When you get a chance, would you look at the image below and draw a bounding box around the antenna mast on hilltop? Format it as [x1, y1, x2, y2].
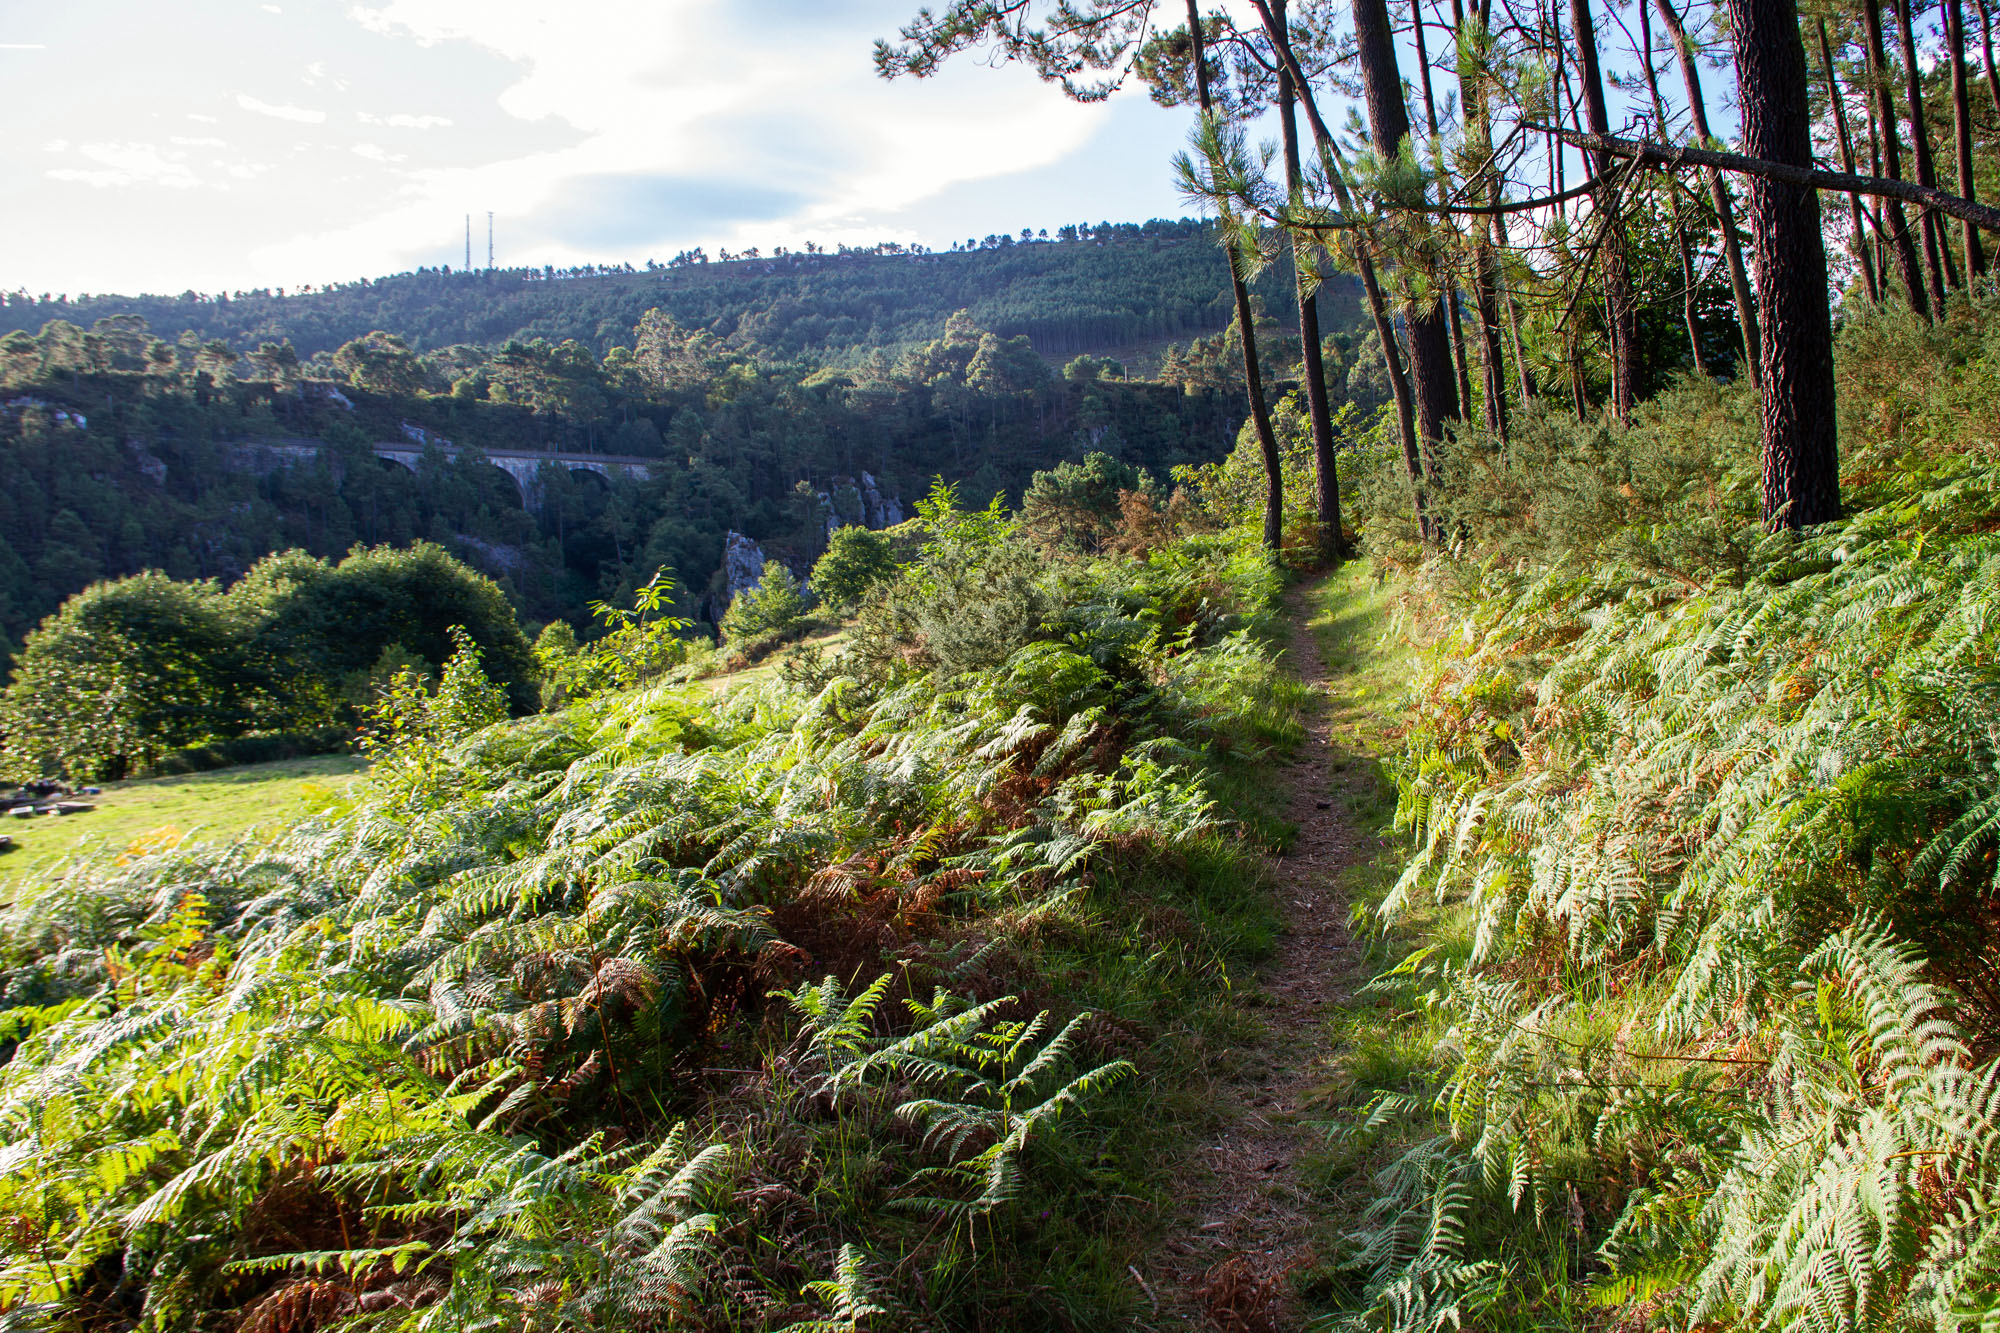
[464, 215, 471, 271]
[487, 212, 494, 269]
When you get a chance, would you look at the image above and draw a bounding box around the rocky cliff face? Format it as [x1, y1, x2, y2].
[815, 471, 904, 540]
[720, 530, 768, 602]
[860, 472, 902, 529]
[717, 473, 900, 620]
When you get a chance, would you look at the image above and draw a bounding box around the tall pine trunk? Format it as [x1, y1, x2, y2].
[1187, 0, 1284, 551]
[1572, 0, 1640, 418]
[1352, 0, 1460, 461]
[1257, 6, 1432, 537]
[1892, 0, 1951, 304]
[1948, 0, 1989, 277]
[1656, 0, 1763, 383]
[1558, 76, 1594, 418]
[1818, 21, 1883, 302]
[1277, 45, 1345, 562]
[1500, 214, 1537, 409]
[1458, 0, 1512, 439]
[1410, 0, 1479, 432]
[1981, 0, 2000, 119]
[1865, 97, 1892, 284]
[1865, 0, 1935, 318]
[1640, 0, 1711, 373]
[1725, 0, 1840, 526]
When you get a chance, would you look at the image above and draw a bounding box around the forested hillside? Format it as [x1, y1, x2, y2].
[0, 222, 1374, 667]
[0, 219, 1344, 367]
[0, 309, 1331, 663]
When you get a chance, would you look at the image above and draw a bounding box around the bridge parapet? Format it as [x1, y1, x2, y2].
[368, 444, 653, 507]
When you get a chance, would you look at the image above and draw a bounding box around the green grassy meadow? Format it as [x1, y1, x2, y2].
[0, 754, 365, 892]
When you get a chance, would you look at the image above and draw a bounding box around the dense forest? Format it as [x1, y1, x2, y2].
[4, 0, 2000, 1324]
[0, 222, 1380, 666]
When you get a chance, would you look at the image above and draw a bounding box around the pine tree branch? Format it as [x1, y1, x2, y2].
[1525, 122, 2000, 233]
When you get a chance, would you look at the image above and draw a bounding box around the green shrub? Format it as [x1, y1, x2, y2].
[809, 526, 898, 610]
[852, 540, 1058, 682]
[358, 625, 510, 796]
[144, 727, 352, 777]
[0, 572, 249, 781]
[1351, 382, 1762, 576]
[0, 543, 540, 781]
[721, 558, 809, 643]
[844, 479, 1060, 679]
[530, 568, 700, 702]
[231, 541, 539, 717]
[336, 641, 430, 712]
[1019, 451, 1154, 553]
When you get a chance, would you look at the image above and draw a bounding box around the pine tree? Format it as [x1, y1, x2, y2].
[1726, 0, 1840, 526]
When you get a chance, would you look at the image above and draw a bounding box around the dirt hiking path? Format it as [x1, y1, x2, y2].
[1145, 578, 1374, 1331]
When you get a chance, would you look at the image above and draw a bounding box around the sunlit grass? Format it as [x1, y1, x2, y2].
[0, 754, 364, 892]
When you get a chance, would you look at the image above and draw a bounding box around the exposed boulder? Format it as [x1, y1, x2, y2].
[721, 530, 767, 602]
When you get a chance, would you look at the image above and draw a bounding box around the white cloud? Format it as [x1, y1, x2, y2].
[47, 141, 200, 189]
[236, 93, 326, 123]
[357, 111, 453, 128]
[0, 43, 48, 50]
[251, 0, 1124, 280]
[4, 0, 1194, 293]
[43, 138, 70, 152]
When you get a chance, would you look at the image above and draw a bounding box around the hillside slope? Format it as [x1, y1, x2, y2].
[0, 220, 1361, 368]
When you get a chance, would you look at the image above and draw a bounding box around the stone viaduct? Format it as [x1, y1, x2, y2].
[370, 444, 655, 508]
[231, 440, 654, 510]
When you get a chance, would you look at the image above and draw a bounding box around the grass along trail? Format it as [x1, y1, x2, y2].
[1147, 567, 1395, 1329]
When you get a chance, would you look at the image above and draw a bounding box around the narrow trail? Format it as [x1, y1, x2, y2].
[1148, 577, 1374, 1331]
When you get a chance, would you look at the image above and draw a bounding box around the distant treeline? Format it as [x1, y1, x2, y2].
[0, 218, 1355, 366]
[3, 302, 1397, 664]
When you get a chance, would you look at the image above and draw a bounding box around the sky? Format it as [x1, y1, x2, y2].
[1, 0, 1218, 297]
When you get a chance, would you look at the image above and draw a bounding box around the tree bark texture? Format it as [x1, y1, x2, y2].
[1641, 0, 1711, 373]
[1725, 0, 1841, 526]
[1818, 20, 1882, 302]
[1410, 0, 1477, 423]
[1892, 0, 1950, 304]
[1252, 1, 1433, 536]
[1981, 0, 2000, 120]
[1278, 55, 1346, 561]
[1948, 0, 1989, 277]
[1449, 0, 1511, 437]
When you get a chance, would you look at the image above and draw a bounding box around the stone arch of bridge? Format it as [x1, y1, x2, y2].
[462, 459, 527, 510]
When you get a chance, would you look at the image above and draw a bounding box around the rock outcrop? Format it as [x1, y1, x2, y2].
[721, 530, 768, 601]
